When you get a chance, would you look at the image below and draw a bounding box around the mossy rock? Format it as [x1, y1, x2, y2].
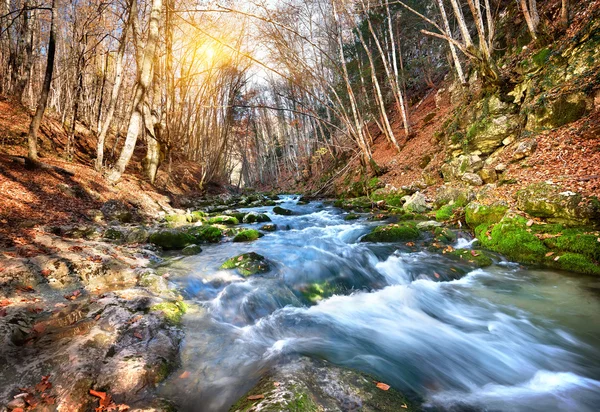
[151, 301, 188, 325]
[434, 227, 457, 244]
[189, 211, 207, 222]
[465, 203, 508, 229]
[187, 225, 223, 243]
[368, 214, 389, 221]
[361, 223, 420, 243]
[220, 252, 271, 277]
[540, 227, 600, 262]
[273, 206, 293, 215]
[165, 214, 189, 227]
[229, 357, 417, 412]
[299, 280, 344, 304]
[208, 215, 239, 225]
[344, 213, 360, 221]
[104, 227, 125, 241]
[445, 249, 494, 268]
[233, 229, 262, 242]
[125, 227, 149, 244]
[243, 212, 272, 224]
[526, 92, 590, 130]
[435, 199, 467, 222]
[182, 244, 202, 256]
[149, 229, 195, 250]
[261, 224, 277, 232]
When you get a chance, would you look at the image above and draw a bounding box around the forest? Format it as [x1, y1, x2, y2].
[1, 0, 600, 411]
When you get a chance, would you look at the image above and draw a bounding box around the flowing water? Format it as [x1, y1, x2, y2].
[159, 196, 600, 411]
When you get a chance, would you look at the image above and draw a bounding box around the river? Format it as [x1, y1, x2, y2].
[159, 196, 600, 411]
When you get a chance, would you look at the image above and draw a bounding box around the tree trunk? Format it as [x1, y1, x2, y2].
[107, 0, 162, 183]
[96, 2, 132, 171]
[449, 0, 473, 47]
[27, 0, 57, 161]
[13, 0, 34, 102]
[520, 0, 538, 40]
[561, 0, 569, 29]
[436, 0, 466, 83]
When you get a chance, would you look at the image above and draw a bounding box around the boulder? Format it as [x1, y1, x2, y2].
[402, 192, 429, 213]
[220, 252, 270, 277]
[416, 220, 444, 230]
[467, 114, 520, 155]
[526, 92, 591, 130]
[433, 185, 474, 208]
[233, 229, 262, 242]
[513, 138, 537, 160]
[441, 154, 483, 181]
[243, 212, 271, 224]
[361, 223, 421, 243]
[182, 244, 202, 256]
[461, 172, 483, 186]
[208, 215, 239, 225]
[125, 227, 149, 244]
[101, 200, 133, 223]
[261, 224, 277, 232]
[479, 168, 498, 184]
[515, 182, 600, 225]
[465, 202, 508, 229]
[187, 225, 223, 243]
[229, 357, 415, 412]
[273, 206, 293, 215]
[149, 229, 194, 250]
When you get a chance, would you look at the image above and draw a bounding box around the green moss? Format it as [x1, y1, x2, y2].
[539, 226, 600, 261]
[532, 48, 552, 66]
[299, 281, 343, 304]
[187, 225, 223, 243]
[361, 223, 420, 243]
[189, 211, 207, 222]
[446, 249, 494, 267]
[465, 203, 508, 229]
[367, 177, 380, 189]
[549, 253, 600, 275]
[165, 214, 189, 226]
[208, 215, 239, 225]
[104, 227, 125, 241]
[434, 227, 457, 243]
[243, 213, 271, 223]
[151, 301, 188, 325]
[370, 192, 404, 207]
[344, 213, 360, 221]
[221, 252, 270, 277]
[182, 244, 202, 255]
[149, 229, 195, 250]
[233, 229, 262, 242]
[273, 206, 293, 215]
[435, 201, 466, 222]
[475, 216, 548, 264]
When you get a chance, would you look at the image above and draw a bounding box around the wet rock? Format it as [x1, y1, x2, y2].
[165, 213, 189, 227]
[230, 357, 416, 412]
[208, 215, 239, 225]
[416, 220, 443, 230]
[220, 252, 271, 277]
[104, 227, 126, 241]
[513, 138, 538, 160]
[187, 225, 223, 243]
[361, 223, 421, 243]
[233, 229, 262, 243]
[182, 244, 202, 256]
[273, 206, 293, 215]
[461, 172, 484, 186]
[402, 192, 429, 213]
[138, 272, 170, 294]
[344, 213, 360, 221]
[101, 200, 133, 223]
[243, 212, 271, 224]
[149, 229, 194, 250]
[260, 224, 277, 232]
[445, 249, 494, 268]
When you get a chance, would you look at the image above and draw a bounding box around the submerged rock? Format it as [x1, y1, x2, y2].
[229, 357, 416, 412]
[182, 244, 202, 256]
[273, 206, 293, 215]
[261, 224, 277, 232]
[362, 223, 421, 243]
[220, 252, 270, 277]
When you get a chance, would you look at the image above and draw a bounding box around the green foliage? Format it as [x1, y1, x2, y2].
[344, 213, 360, 221]
[532, 48, 552, 66]
[233, 229, 262, 242]
[361, 223, 420, 243]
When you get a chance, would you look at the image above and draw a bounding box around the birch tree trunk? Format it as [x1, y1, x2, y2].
[96, 2, 132, 171]
[561, 0, 569, 29]
[520, 0, 538, 40]
[27, 0, 57, 161]
[449, 0, 473, 47]
[436, 0, 466, 83]
[107, 0, 162, 183]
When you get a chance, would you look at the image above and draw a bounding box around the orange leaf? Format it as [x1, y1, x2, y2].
[89, 389, 107, 400]
[526, 219, 534, 227]
[179, 371, 190, 379]
[247, 394, 265, 400]
[545, 252, 554, 257]
[470, 250, 480, 257]
[134, 332, 143, 339]
[376, 382, 390, 391]
[434, 272, 440, 279]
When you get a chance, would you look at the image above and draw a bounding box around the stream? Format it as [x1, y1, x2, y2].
[159, 196, 600, 411]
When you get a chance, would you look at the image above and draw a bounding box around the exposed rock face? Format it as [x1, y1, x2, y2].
[469, 114, 520, 154]
[513, 138, 538, 160]
[402, 192, 429, 213]
[479, 168, 498, 183]
[229, 357, 416, 412]
[526, 92, 591, 131]
[441, 154, 483, 181]
[433, 185, 474, 208]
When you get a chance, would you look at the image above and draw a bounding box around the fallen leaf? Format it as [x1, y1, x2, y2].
[401, 403, 408, 408]
[247, 394, 265, 400]
[545, 252, 554, 257]
[41, 269, 51, 277]
[526, 219, 534, 227]
[554, 256, 561, 261]
[89, 389, 107, 401]
[133, 332, 143, 339]
[376, 382, 390, 391]
[434, 272, 440, 279]
[179, 371, 190, 379]
[470, 250, 480, 257]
